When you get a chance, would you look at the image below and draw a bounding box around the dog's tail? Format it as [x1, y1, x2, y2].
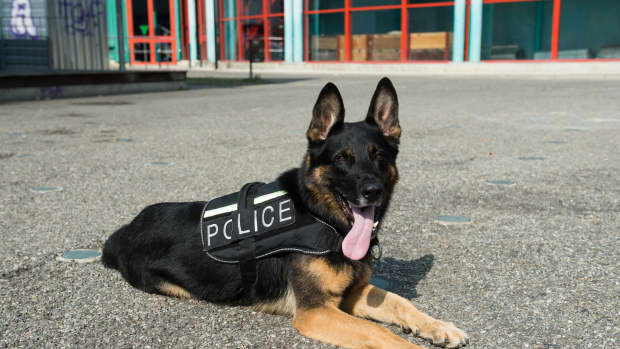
[101, 225, 126, 270]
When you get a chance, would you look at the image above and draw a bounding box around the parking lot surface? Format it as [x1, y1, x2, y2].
[1, 74, 618, 348]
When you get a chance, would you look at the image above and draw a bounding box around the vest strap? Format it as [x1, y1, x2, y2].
[236, 182, 263, 292]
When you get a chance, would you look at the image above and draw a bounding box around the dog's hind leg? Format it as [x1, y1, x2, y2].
[156, 281, 194, 300]
[341, 284, 468, 348]
[293, 305, 423, 349]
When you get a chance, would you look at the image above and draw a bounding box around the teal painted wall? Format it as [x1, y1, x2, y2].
[107, 0, 129, 62]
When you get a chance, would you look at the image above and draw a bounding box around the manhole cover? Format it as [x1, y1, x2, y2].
[487, 179, 515, 185]
[519, 156, 545, 161]
[151, 161, 170, 166]
[57, 249, 101, 263]
[115, 138, 132, 142]
[436, 215, 471, 225]
[31, 186, 62, 193]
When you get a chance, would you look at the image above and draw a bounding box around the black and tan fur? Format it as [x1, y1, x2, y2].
[102, 78, 468, 348]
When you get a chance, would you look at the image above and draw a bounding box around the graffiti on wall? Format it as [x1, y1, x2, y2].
[10, 0, 38, 39]
[58, 0, 104, 36]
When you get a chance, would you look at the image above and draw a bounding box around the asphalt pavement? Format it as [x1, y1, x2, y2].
[0, 74, 618, 348]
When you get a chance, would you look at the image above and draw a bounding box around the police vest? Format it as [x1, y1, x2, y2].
[200, 181, 345, 289]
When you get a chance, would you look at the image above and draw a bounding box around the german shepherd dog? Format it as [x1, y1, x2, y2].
[102, 78, 469, 348]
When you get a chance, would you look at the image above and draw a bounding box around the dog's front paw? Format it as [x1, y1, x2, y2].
[415, 320, 469, 348]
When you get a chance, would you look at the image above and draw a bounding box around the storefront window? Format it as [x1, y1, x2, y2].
[352, 10, 401, 61]
[306, 13, 345, 61]
[480, 1, 552, 60]
[127, 0, 176, 65]
[269, 17, 285, 61]
[558, 0, 620, 60]
[242, 0, 263, 16]
[218, 0, 284, 61]
[409, 4, 453, 61]
[304, 0, 457, 62]
[307, 0, 344, 10]
[353, 0, 400, 7]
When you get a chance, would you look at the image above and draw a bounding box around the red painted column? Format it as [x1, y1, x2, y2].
[551, 0, 561, 60]
[125, 0, 135, 64]
[263, 0, 270, 61]
[400, 0, 409, 61]
[303, 0, 309, 61]
[219, 0, 225, 59]
[237, 0, 244, 60]
[147, 0, 155, 63]
[344, 0, 351, 61]
[464, 0, 470, 61]
[169, 0, 177, 64]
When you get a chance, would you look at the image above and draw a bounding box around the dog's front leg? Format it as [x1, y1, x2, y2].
[293, 304, 423, 349]
[341, 284, 469, 348]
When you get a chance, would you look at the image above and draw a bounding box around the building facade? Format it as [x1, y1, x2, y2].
[1, 0, 618, 74]
[0, 0, 109, 73]
[107, 0, 620, 65]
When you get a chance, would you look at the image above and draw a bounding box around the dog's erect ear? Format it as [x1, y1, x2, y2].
[366, 77, 401, 141]
[307, 82, 345, 143]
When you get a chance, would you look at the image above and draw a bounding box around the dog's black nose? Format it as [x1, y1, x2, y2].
[361, 183, 383, 202]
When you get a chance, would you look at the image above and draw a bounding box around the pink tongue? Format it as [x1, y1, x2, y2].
[342, 205, 375, 260]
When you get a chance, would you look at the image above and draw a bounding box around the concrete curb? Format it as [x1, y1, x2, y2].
[0, 81, 185, 103]
[0, 71, 187, 103]
[178, 61, 620, 78]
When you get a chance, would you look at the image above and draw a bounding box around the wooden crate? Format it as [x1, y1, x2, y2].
[352, 48, 368, 61]
[371, 34, 401, 50]
[410, 49, 449, 61]
[371, 48, 400, 61]
[352, 35, 369, 50]
[410, 32, 453, 50]
[338, 35, 346, 60]
[336, 35, 368, 60]
[313, 50, 339, 61]
[311, 36, 339, 50]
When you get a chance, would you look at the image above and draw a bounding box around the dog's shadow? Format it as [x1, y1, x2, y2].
[370, 254, 434, 299]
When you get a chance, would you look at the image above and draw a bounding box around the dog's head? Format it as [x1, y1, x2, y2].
[300, 77, 400, 260]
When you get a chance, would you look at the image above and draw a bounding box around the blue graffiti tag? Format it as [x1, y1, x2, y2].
[58, 0, 104, 36]
[39, 86, 64, 99]
[10, 0, 38, 39]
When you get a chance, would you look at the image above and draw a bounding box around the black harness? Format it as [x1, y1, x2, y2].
[199, 181, 381, 290]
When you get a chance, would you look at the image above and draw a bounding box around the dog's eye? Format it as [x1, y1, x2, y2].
[335, 154, 346, 162]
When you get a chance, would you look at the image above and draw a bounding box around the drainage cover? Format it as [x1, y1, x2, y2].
[31, 186, 61, 193]
[115, 138, 132, 142]
[487, 179, 515, 185]
[151, 161, 170, 166]
[57, 249, 101, 263]
[519, 156, 545, 161]
[436, 215, 471, 225]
